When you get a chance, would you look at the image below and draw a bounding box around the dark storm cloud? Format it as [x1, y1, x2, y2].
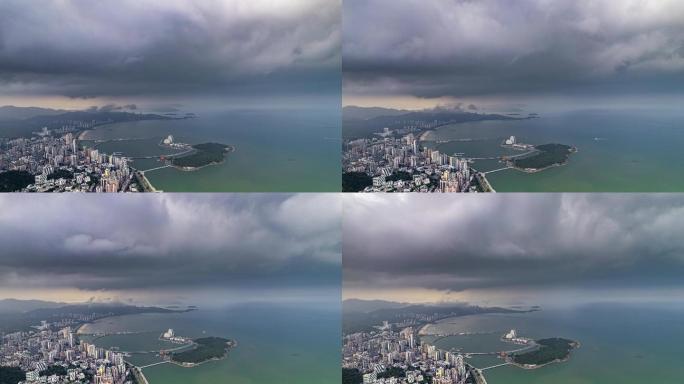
[343, 194, 684, 292]
[343, 0, 684, 99]
[0, 0, 340, 99]
[0, 194, 340, 291]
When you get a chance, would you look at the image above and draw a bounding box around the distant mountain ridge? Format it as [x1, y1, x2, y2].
[0, 299, 66, 314]
[0, 299, 194, 333]
[343, 105, 514, 121]
[23, 110, 171, 124]
[0, 107, 172, 138]
[342, 298, 534, 334]
[23, 302, 183, 319]
[343, 299, 408, 313]
[0, 298, 180, 315]
[343, 298, 503, 314]
[0, 105, 67, 120]
[343, 106, 411, 120]
[342, 106, 522, 139]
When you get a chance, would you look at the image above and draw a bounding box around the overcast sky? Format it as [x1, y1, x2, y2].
[0, 0, 340, 111]
[343, 0, 684, 111]
[344, 194, 684, 307]
[0, 194, 341, 306]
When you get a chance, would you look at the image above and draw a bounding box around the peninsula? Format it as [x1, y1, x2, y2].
[171, 143, 235, 170]
[169, 337, 236, 367]
[508, 337, 579, 369]
[509, 143, 577, 172]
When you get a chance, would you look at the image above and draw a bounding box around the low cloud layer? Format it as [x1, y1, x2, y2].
[344, 0, 684, 104]
[344, 194, 684, 295]
[0, 0, 340, 102]
[0, 194, 341, 294]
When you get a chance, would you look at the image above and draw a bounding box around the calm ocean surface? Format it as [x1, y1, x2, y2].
[421, 303, 684, 383]
[426, 109, 684, 191]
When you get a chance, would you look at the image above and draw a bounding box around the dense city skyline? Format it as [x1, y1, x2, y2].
[343, 0, 684, 112]
[0, 194, 341, 306]
[344, 194, 684, 306]
[0, 0, 340, 111]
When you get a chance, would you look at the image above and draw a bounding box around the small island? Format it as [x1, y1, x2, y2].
[170, 337, 236, 367]
[171, 142, 234, 170]
[509, 337, 579, 369]
[510, 143, 577, 172]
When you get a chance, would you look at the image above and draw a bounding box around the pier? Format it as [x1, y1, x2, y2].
[138, 361, 170, 369]
[481, 362, 511, 371]
[140, 165, 171, 173]
[128, 148, 194, 160]
[483, 166, 512, 174]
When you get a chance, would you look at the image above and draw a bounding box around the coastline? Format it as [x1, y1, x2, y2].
[475, 171, 496, 192]
[77, 129, 92, 141]
[134, 171, 159, 192]
[472, 366, 488, 384]
[418, 129, 434, 141]
[417, 323, 431, 336]
[131, 366, 150, 384]
[75, 322, 88, 335]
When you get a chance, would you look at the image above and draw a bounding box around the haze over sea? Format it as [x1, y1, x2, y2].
[424, 109, 684, 191]
[81, 109, 341, 192]
[79, 303, 340, 384]
[421, 303, 684, 384]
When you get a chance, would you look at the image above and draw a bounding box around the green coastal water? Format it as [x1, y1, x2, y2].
[81, 109, 341, 192]
[425, 110, 684, 191]
[79, 304, 340, 384]
[421, 303, 684, 383]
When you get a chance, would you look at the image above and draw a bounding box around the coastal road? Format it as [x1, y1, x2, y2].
[132, 367, 151, 384]
[473, 171, 496, 192]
